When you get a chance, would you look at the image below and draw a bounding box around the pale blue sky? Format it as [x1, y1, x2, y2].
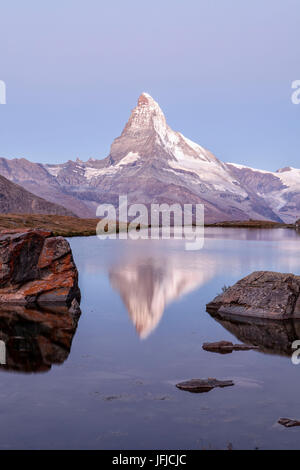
[0, 0, 299, 170]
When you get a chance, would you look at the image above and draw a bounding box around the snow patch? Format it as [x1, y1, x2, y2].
[116, 152, 140, 167]
[46, 166, 62, 177]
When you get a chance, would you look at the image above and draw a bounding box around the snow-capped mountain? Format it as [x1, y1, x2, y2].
[42, 93, 286, 223]
[227, 164, 300, 223]
[0, 92, 298, 222]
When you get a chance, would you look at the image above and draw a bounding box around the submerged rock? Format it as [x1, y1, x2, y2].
[202, 340, 258, 354]
[176, 378, 234, 393]
[278, 418, 300, 428]
[207, 271, 300, 320]
[0, 229, 81, 307]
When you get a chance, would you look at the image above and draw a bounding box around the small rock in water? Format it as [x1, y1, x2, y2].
[176, 378, 234, 393]
[202, 340, 258, 354]
[278, 418, 300, 428]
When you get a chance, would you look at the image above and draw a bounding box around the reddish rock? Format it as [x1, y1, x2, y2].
[0, 229, 81, 306]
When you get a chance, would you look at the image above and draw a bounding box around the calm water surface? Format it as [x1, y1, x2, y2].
[0, 228, 299, 450]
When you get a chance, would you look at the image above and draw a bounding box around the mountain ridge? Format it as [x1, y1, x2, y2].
[0, 173, 76, 217]
[0, 93, 298, 223]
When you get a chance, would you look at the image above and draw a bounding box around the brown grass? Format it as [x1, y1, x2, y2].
[0, 214, 296, 238]
[205, 220, 295, 229]
[0, 214, 99, 237]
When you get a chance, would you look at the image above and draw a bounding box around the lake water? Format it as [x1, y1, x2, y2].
[0, 228, 299, 450]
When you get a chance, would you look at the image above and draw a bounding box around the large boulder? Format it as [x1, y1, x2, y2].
[0, 229, 81, 306]
[207, 271, 300, 320]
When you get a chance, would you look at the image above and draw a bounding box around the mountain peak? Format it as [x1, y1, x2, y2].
[276, 166, 293, 173]
[120, 92, 167, 141]
[137, 92, 156, 106]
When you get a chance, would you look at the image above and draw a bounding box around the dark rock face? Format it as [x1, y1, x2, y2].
[202, 340, 258, 354]
[176, 378, 234, 393]
[0, 229, 81, 306]
[0, 304, 81, 373]
[0, 173, 75, 217]
[207, 271, 300, 320]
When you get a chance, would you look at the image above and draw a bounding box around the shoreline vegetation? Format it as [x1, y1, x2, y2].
[0, 214, 297, 237]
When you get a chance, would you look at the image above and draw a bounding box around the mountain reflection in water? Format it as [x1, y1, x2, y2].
[0, 305, 80, 373]
[109, 251, 218, 338]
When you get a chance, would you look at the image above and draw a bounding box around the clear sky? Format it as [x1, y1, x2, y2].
[0, 0, 299, 171]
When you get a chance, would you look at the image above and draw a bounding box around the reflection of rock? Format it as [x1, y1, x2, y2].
[109, 254, 216, 339]
[0, 304, 81, 373]
[207, 271, 300, 319]
[207, 310, 300, 357]
[0, 229, 81, 306]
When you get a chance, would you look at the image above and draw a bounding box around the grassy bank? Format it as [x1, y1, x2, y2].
[0, 214, 296, 237]
[0, 214, 99, 237]
[205, 220, 295, 229]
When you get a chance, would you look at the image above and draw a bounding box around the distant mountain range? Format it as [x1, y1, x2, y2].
[0, 93, 299, 223]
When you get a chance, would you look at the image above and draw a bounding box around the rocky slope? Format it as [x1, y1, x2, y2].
[0, 173, 76, 216]
[227, 164, 300, 224]
[0, 158, 93, 217]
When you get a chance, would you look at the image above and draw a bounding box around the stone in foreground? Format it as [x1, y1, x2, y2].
[176, 378, 234, 393]
[278, 418, 300, 428]
[0, 229, 81, 306]
[207, 271, 300, 320]
[202, 340, 258, 354]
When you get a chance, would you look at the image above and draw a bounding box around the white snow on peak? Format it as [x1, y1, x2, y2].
[46, 165, 62, 177]
[228, 162, 300, 214]
[116, 152, 140, 167]
[84, 166, 117, 180]
[227, 163, 272, 174]
[84, 152, 140, 181]
[141, 92, 153, 99]
[276, 166, 300, 189]
[228, 162, 300, 188]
